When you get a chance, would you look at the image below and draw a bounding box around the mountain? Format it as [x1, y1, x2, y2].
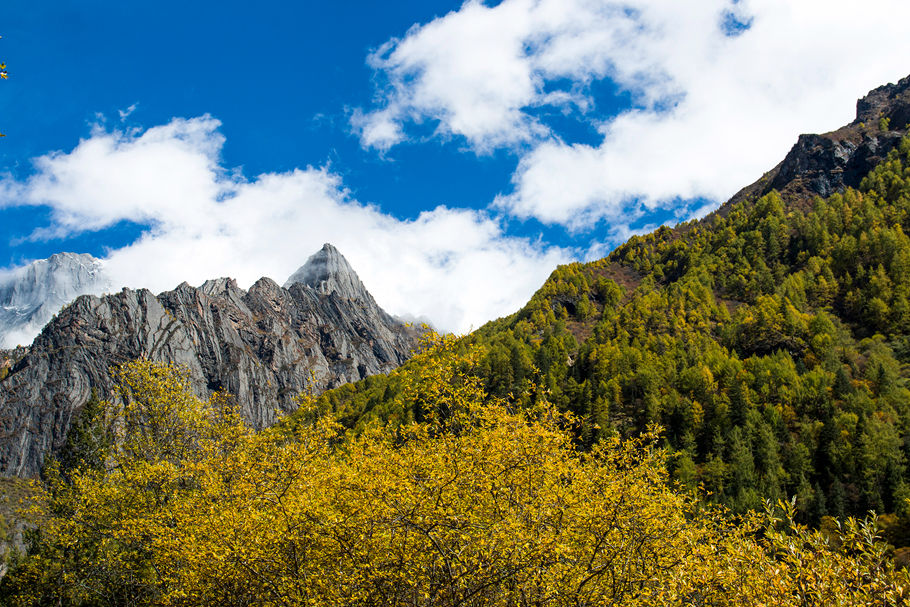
[285, 243, 378, 302]
[714, 73, 910, 216]
[310, 75, 910, 529]
[0, 245, 419, 477]
[0, 253, 112, 349]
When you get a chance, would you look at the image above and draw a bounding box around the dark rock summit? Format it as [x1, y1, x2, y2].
[714, 74, 910, 217]
[855, 74, 910, 131]
[0, 246, 419, 477]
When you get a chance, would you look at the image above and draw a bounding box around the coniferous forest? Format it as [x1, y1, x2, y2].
[6, 111, 910, 604]
[322, 135, 910, 533]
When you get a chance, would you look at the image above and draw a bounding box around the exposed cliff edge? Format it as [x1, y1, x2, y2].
[712, 74, 910, 218]
[0, 245, 419, 477]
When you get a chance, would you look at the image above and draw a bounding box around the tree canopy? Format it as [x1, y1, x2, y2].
[312, 137, 910, 541]
[3, 345, 909, 605]
[1, 35, 7, 138]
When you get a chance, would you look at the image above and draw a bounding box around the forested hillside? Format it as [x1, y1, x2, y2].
[4, 350, 908, 605]
[315, 130, 910, 533]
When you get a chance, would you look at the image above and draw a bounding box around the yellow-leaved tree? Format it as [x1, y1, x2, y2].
[1, 35, 6, 138]
[2, 334, 909, 605]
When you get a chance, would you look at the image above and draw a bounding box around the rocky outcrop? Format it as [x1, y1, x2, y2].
[285, 243, 376, 302]
[712, 74, 910, 218]
[855, 74, 910, 132]
[0, 253, 112, 349]
[0, 245, 419, 477]
[766, 131, 904, 201]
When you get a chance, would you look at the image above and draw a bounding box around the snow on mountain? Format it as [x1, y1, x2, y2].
[0, 253, 113, 348]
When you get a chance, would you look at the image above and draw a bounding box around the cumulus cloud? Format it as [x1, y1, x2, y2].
[354, 0, 637, 152]
[357, 0, 910, 230]
[2, 118, 570, 333]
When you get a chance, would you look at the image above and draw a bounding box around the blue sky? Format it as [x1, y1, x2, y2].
[2, 0, 910, 331]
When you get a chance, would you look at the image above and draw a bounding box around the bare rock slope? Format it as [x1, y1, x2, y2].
[0, 244, 419, 477]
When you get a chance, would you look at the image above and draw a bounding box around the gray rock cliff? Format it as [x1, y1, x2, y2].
[0, 246, 419, 477]
[285, 243, 376, 302]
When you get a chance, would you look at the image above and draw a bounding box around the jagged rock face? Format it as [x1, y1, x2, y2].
[0, 253, 112, 349]
[768, 131, 904, 200]
[285, 243, 377, 303]
[715, 74, 910, 217]
[0, 247, 418, 477]
[855, 74, 910, 132]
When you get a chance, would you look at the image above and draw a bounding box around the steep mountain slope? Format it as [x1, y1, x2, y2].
[313, 76, 910, 528]
[0, 253, 112, 349]
[0, 244, 419, 477]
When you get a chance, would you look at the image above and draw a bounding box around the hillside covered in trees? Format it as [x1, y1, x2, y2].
[3, 351, 908, 605]
[315, 107, 910, 533]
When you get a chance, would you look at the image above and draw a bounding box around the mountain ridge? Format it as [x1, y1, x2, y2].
[0, 245, 419, 477]
[712, 74, 910, 220]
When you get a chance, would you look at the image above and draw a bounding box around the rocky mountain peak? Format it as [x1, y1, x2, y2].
[199, 277, 244, 298]
[1, 253, 105, 305]
[0, 245, 420, 477]
[283, 243, 374, 303]
[854, 73, 910, 129]
[710, 73, 910, 219]
[47, 252, 97, 268]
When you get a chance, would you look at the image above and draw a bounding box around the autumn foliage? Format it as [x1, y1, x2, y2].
[2, 336, 909, 605]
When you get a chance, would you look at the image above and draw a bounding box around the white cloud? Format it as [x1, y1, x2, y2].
[358, 0, 910, 230]
[3, 116, 226, 237]
[354, 0, 597, 151]
[118, 103, 138, 121]
[2, 118, 570, 334]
